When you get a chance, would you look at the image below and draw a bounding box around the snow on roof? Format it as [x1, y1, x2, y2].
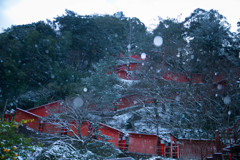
[178, 138, 215, 141]
[118, 78, 140, 84]
[128, 132, 159, 137]
[99, 123, 124, 134]
[27, 100, 62, 112]
[16, 107, 43, 118]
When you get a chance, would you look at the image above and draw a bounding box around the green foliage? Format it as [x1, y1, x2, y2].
[81, 55, 125, 110]
[184, 8, 234, 72]
[0, 122, 35, 160]
[0, 9, 239, 140]
[153, 18, 187, 71]
[0, 10, 151, 111]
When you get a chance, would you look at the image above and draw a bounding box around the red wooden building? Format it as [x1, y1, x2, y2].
[128, 133, 162, 155]
[116, 95, 142, 110]
[15, 107, 42, 131]
[14, 101, 90, 137]
[127, 133, 179, 158]
[163, 72, 189, 83]
[191, 73, 204, 84]
[27, 101, 63, 117]
[67, 121, 90, 137]
[179, 139, 216, 160]
[14, 101, 184, 158]
[98, 123, 125, 148]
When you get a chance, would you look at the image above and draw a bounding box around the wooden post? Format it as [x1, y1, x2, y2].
[177, 145, 180, 159]
[215, 130, 220, 152]
[162, 144, 164, 156]
[4, 111, 8, 121]
[9, 109, 15, 121]
[39, 120, 43, 132]
[164, 145, 166, 157]
[170, 136, 173, 158]
[228, 128, 232, 148]
[1, 99, 8, 121]
[211, 138, 213, 155]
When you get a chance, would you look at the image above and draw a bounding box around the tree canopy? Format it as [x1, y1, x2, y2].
[0, 9, 239, 138]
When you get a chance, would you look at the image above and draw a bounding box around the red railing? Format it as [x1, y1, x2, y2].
[228, 119, 240, 147]
[211, 119, 240, 160]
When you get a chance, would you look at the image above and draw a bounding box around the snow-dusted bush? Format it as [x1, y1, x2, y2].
[34, 140, 120, 160]
[0, 122, 35, 160]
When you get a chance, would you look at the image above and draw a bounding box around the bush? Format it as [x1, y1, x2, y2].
[0, 121, 35, 159]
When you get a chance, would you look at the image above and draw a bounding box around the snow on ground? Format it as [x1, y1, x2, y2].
[106, 104, 172, 142]
[146, 157, 176, 160]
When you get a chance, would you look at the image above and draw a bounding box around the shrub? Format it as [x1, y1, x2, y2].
[0, 121, 34, 159]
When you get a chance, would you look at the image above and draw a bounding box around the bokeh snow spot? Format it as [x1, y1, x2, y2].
[153, 36, 163, 47]
[83, 87, 88, 92]
[223, 95, 231, 104]
[141, 53, 147, 60]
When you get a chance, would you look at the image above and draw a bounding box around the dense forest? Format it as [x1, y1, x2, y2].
[0, 8, 240, 139]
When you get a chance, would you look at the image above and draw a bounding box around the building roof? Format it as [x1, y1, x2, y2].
[16, 107, 43, 119]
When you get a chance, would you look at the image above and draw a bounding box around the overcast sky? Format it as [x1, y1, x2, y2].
[0, 0, 240, 33]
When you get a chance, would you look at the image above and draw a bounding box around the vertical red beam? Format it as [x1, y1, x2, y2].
[177, 145, 179, 158]
[162, 144, 164, 156]
[4, 113, 8, 121]
[229, 152, 232, 160]
[9, 113, 13, 121]
[9, 109, 15, 121]
[39, 120, 43, 132]
[4, 110, 9, 121]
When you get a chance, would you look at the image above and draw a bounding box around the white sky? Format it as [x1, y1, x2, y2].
[0, 0, 240, 33]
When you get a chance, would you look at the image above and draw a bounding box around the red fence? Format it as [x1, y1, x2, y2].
[228, 119, 240, 147]
[179, 139, 216, 160]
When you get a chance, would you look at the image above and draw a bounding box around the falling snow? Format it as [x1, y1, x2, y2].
[73, 97, 84, 108]
[223, 95, 231, 104]
[153, 36, 163, 47]
[175, 95, 181, 101]
[141, 53, 147, 60]
[228, 110, 232, 115]
[83, 87, 88, 92]
[217, 84, 222, 90]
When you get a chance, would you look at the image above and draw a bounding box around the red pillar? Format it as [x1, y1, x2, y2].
[9, 109, 15, 121]
[4, 110, 9, 121]
[39, 120, 43, 132]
